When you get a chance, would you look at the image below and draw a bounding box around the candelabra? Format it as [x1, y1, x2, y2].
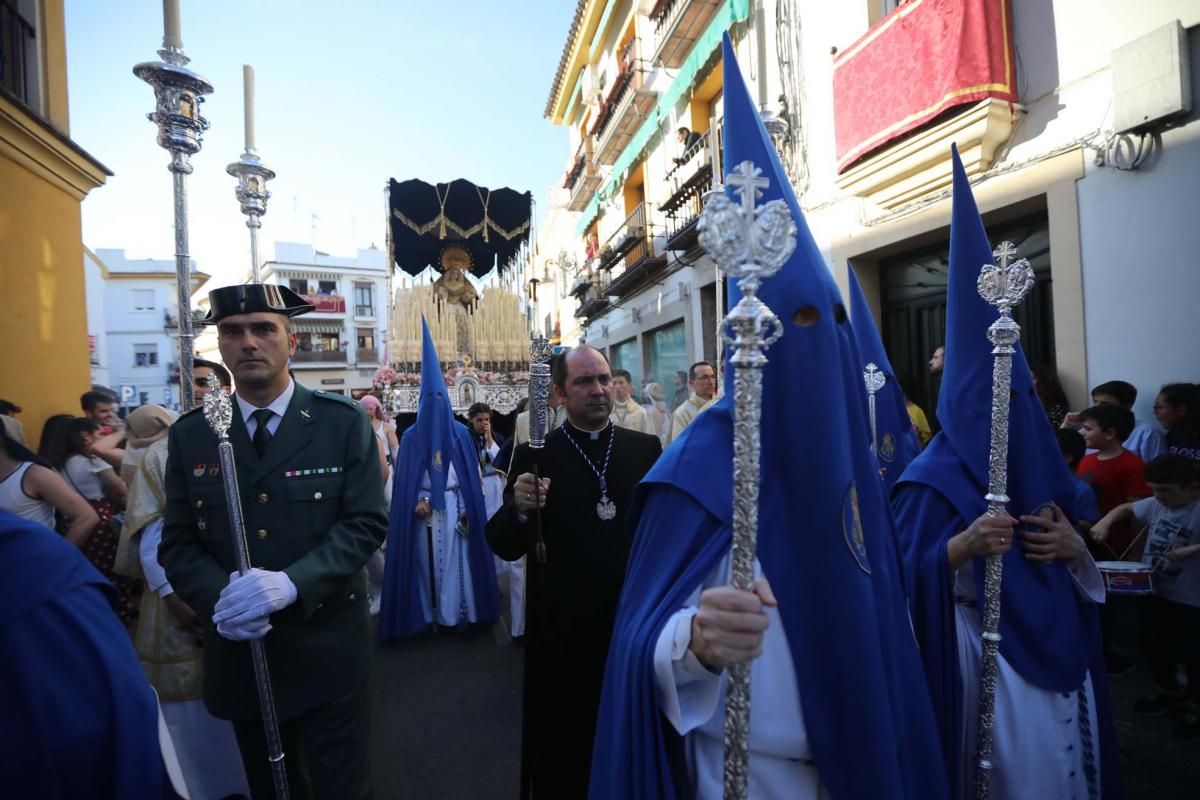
[227, 151, 275, 283]
[133, 43, 212, 412]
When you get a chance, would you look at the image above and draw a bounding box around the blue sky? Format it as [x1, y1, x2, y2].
[65, 0, 575, 287]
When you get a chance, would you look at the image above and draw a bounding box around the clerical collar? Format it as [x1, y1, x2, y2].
[564, 419, 611, 441]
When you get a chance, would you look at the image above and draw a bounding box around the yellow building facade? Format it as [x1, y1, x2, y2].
[0, 0, 109, 445]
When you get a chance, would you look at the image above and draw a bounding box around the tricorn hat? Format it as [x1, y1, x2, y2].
[199, 283, 314, 325]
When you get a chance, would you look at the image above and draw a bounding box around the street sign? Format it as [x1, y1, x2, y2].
[120, 385, 138, 405]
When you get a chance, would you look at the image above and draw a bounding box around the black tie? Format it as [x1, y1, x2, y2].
[251, 409, 274, 457]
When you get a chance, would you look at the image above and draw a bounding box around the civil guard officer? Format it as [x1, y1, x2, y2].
[159, 283, 388, 799]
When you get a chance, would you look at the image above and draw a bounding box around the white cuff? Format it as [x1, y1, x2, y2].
[654, 607, 723, 735]
[1069, 551, 1106, 604]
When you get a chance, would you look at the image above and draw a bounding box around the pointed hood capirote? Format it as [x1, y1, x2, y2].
[588, 33, 950, 800]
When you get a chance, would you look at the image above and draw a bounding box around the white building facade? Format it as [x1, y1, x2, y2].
[259, 241, 390, 397]
[542, 0, 1200, 422]
[84, 247, 208, 411]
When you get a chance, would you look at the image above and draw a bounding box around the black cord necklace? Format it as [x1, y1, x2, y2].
[563, 421, 617, 521]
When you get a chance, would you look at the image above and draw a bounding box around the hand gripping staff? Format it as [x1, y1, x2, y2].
[202, 373, 290, 800]
[696, 161, 796, 800]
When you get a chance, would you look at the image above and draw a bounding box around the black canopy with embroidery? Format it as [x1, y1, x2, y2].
[389, 178, 533, 277]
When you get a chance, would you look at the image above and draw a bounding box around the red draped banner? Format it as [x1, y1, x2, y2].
[833, 0, 1017, 173]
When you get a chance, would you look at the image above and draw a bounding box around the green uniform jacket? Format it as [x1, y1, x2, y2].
[160, 383, 388, 721]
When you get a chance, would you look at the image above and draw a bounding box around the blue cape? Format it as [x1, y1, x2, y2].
[847, 265, 922, 489]
[589, 36, 949, 800]
[891, 145, 1119, 796]
[0, 510, 174, 799]
[378, 320, 499, 640]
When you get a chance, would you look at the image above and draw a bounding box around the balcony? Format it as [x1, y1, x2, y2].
[0, 1, 36, 110]
[594, 203, 666, 299]
[302, 293, 346, 314]
[163, 309, 178, 330]
[292, 350, 347, 366]
[650, 0, 723, 69]
[564, 144, 602, 213]
[831, 0, 1019, 207]
[591, 53, 657, 165]
[661, 128, 720, 250]
[356, 347, 379, 364]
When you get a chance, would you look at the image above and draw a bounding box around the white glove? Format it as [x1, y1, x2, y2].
[216, 616, 274, 641]
[212, 568, 298, 630]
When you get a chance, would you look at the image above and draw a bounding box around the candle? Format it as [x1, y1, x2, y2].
[162, 0, 182, 50]
[242, 65, 256, 151]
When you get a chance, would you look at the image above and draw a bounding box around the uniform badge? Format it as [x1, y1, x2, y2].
[842, 482, 871, 574]
[878, 432, 897, 463]
[208, 464, 219, 477]
[432, 450, 444, 471]
[264, 283, 286, 310]
[300, 409, 312, 419]
[193, 464, 206, 478]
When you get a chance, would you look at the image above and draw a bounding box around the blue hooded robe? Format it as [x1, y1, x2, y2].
[847, 266, 922, 490]
[891, 146, 1120, 798]
[379, 318, 499, 640]
[0, 510, 176, 799]
[588, 36, 950, 800]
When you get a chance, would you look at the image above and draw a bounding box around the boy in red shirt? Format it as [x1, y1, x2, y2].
[1078, 403, 1152, 676]
[1078, 404, 1152, 554]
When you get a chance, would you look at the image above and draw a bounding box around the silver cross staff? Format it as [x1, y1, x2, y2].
[863, 363, 887, 455]
[202, 373, 290, 800]
[971, 241, 1034, 800]
[698, 161, 796, 800]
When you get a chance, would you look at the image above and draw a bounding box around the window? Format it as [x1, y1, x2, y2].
[1, 1, 41, 113]
[354, 284, 374, 316]
[132, 289, 155, 311]
[138, 391, 149, 406]
[645, 321, 688, 411]
[317, 280, 337, 295]
[289, 279, 308, 294]
[610, 337, 641, 388]
[356, 328, 376, 350]
[134, 344, 158, 367]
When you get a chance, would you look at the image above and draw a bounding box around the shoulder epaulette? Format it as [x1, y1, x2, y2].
[313, 390, 358, 408]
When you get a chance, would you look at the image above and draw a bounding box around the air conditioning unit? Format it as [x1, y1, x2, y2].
[580, 65, 601, 102]
[1112, 20, 1192, 134]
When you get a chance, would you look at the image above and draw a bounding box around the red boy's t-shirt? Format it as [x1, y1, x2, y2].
[1078, 449, 1151, 558]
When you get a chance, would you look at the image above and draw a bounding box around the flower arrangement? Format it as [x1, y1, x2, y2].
[373, 364, 396, 385]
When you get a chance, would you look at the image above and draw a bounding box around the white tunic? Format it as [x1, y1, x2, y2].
[654, 555, 827, 800]
[416, 465, 481, 626]
[953, 557, 1106, 800]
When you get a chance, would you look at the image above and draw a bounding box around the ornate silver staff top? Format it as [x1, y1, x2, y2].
[863, 363, 887, 455]
[227, 151, 276, 284]
[527, 335, 553, 450]
[134, 41, 212, 414]
[971, 240, 1034, 800]
[697, 160, 796, 800]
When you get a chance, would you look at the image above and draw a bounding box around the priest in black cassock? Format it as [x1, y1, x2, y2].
[487, 345, 661, 799]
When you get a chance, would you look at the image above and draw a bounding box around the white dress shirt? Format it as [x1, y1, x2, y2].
[236, 379, 295, 438]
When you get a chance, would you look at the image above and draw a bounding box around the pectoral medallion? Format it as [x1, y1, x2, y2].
[596, 494, 617, 521]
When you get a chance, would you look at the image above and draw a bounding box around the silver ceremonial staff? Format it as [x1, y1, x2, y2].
[972, 241, 1035, 800]
[697, 161, 796, 800]
[134, 38, 212, 413]
[863, 363, 886, 455]
[202, 374, 290, 800]
[527, 334, 553, 564]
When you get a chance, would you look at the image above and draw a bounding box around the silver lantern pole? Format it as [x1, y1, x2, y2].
[863, 363, 886, 455]
[228, 65, 275, 283]
[698, 161, 796, 800]
[133, 33, 212, 413]
[972, 240, 1035, 800]
[527, 334, 553, 564]
[202, 374, 290, 800]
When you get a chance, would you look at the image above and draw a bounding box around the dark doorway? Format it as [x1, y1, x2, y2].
[877, 213, 1055, 427]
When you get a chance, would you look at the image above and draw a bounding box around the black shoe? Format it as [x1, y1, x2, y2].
[1105, 655, 1136, 678]
[1134, 692, 1180, 716]
[458, 620, 475, 641]
[511, 634, 526, 647]
[1173, 706, 1200, 739]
